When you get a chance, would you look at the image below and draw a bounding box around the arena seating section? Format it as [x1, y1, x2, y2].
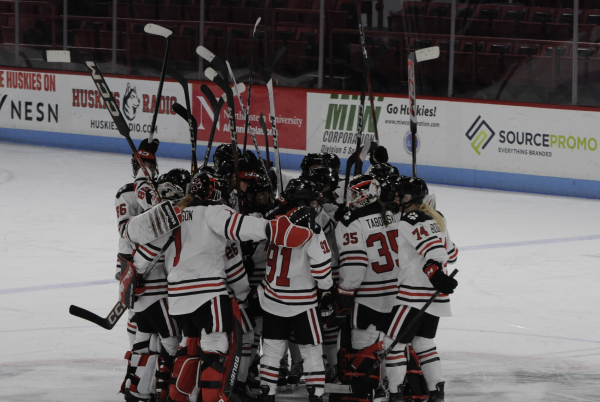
[1, 0, 599, 99]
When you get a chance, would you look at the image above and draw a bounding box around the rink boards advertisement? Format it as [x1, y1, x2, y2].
[2, 66, 600, 197]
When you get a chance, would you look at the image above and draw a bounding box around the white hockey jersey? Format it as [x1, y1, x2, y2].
[319, 205, 340, 283]
[124, 200, 270, 316]
[115, 183, 142, 274]
[336, 203, 401, 313]
[131, 238, 168, 312]
[394, 209, 458, 317]
[257, 231, 333, 318]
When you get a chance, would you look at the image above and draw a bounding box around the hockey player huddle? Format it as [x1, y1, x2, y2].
[114, 139, 459, 402]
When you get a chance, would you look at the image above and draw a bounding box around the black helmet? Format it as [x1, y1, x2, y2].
[369, 163, 400, 182]
[245, 173, 275, 214]
[396, 176, 428, 208]
[323, 153, 341, 172]
[132, 138, 159, 177]
[307, 167, 339, 193]
[300, 153, 328, 176]
[213, 144, 243, 177]
[239, 150, 260, 174]
[157, 168, 191, 201]
[189, 171, 229, 202]
[284, 178, 322, 209]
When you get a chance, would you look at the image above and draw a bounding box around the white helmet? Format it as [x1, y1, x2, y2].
[346, 174, 380, 210]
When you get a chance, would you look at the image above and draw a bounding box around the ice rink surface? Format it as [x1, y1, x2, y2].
[0, 142, 599, 402]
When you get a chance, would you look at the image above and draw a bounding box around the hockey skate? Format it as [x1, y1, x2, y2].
[324, 363, 337, 383]
[287, 360, 304, 390]
[260, 385, 275, 402]
[373, 378, 389, 402]
[387, 384, 405, 402]
[233, 381, 259, 402]
[428, 382, 445, 402]
[277, 366, 289, 393]
[307, 385, 323, 402]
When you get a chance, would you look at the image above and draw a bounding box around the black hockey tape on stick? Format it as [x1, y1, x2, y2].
[167, 66, 198, 173]
[145, 24, 173, 142]
[262, 46, 287, 195]
[43, 50, 161, 202]
[200, 85, 226, 168]
[243, 17, 261, 153]
[205, 67, 243, 208]
[259, 113, 274, 189]
[68, 236, 175, 330]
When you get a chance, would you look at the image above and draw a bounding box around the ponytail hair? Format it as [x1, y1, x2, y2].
[419, 203, 446, 233]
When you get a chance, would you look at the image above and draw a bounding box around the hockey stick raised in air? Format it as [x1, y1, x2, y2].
[145, 24, 173, 141]
[260, 46, 286, 195]
[408, 46, 440, 177]
[205, 67, 243, 208]
[200, 85, 226, 168]
[259, 112, 273, 188]
[167, 66, 198, 173]
[243, 17, 261, 153]
[352, 43, 389, 176]
[227, 60, 269, 179]
[68, 236, 175, 330]
[43, 50, 161, 201]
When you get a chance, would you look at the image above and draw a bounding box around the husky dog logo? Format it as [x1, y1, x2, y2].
[122, 83, 140, 121]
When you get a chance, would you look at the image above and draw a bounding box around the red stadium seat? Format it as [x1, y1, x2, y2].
[519, 21, 545, 39]
[492, 20, 518, 38]
[464, 18, 490, 36]
[427, 2, 450, 17]
[158, 5, 182, 20]
[132, 4, 157, 19]
[74, 29, 96, 48]
[546, 22, 573, 40]
[415, 15, 440, 34]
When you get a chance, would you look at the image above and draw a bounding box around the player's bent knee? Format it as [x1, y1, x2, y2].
[160, 335, 180, 356]
[200, 331, 229, 354]
[412, 336, 435, 352]
[351, 326, 380, 351]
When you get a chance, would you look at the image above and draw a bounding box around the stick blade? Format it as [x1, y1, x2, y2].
[69, 305, 112, 329]
[235, 82, 246, 94]
[205, 67, 219, 82]
[415, 46, 440, 62]
[44, 50, 72, 63]
[144, 23, 172, 38]
[197, 46, 216, 62]
[254, 17, 261, 31]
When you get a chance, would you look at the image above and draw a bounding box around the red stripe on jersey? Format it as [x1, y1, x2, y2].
[340, 256, 369, 262]
[139, 245, 158, 257]
[170, 281, 225, 292]
[358, 285, 398, 292]
[127, 323, 137, 329]
[419, 239, 443, 255]
[386, 354, 406, 361]
[418, 351, 438, 359]
[449, 249, 458, 259]
[309, 309, 321, 344]
[229, 214, 240, 240]
[214, 298, 221, 332]
[265, 286, 316, 300]
[310, 266, 331, 275]
[398, 290, 436, 297]
[228, 267, 245, 279]
[305, 378, 326, 382]
[260, 371, 278, 378]
[390, 306, 408, 337]
[145, 284, 168, 290]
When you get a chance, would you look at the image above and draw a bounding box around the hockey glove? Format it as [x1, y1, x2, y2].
[325, 287, 355, 328]
[318, 288, 334, 319]
[148, 201, 183, 238]
[267, 214, 314, 248]
[423, 259, 458, 294]
[333, 205, 348, 222]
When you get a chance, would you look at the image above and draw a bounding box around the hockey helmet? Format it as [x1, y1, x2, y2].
[323, 153, 341, 172]
[157, 168, 191, 201]
[307, 167, 339, 193]
[213, 144, 243, 177]
[346, 174, 380, 210]
[190, 171, 230, 202]
[132, 138, 159, 177]
[396, 176, 428, 208]
[368, 162, 400, 182]
[245, 173, 275, 214]
[284, 178, 323, 210]
[300, 153, 328, 176]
